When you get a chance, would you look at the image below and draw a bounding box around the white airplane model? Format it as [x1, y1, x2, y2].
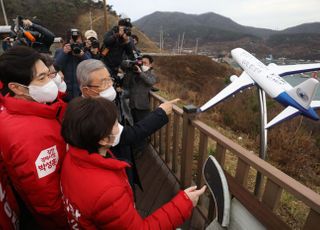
[199, 48, 320, 129]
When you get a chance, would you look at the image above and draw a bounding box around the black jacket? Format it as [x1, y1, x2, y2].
[110, 107, 168, 190]
[54, 48, 91, 101]
[29, 23, 55, 53]
[102, 26, 135, 74]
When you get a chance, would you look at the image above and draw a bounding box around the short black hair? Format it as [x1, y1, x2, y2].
[40, 53, 54, 67]
[61, 97, 118, 154]
[118, 18, 132, 28]
[142, 54, 153, 64]
[0, 46, 41, 96]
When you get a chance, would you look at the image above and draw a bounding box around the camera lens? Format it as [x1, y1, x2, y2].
[73, 47, 81, 54]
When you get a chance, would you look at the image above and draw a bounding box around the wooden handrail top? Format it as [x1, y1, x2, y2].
[149, 92, 320, 213]
[150, 92, 183, 115]
[192, 119, 320, 213]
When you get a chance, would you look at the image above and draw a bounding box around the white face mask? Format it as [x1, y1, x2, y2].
[112, 123, 124, 147]
[28, 80, 59, 103]
[52, 73, 67, 93]
[117, 73, 124, 79]
[99, 86, 117, 101]
[141, 65, 150, 72]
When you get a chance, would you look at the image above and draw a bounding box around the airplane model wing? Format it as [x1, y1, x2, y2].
[268, 63, 320, 77]
[266, 100, 320, 129]
[199, 72, 255, 112]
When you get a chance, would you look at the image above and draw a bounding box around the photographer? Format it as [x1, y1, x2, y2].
[1, 37, 14, 51]
[54, 28, 91, 101]
[129, 55, 157, 122]
[128, 55, 157, 153]
[101, 18, 135, 76]
[84, 29, 101, 60]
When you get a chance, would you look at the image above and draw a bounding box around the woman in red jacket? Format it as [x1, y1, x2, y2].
[61, 97, 206, 229]
[0, 46, 68, 229]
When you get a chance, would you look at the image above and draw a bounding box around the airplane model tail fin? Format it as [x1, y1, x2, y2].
[286, 78, 319, 109]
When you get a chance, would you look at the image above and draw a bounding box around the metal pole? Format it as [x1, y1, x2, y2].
[0, 0, 8, 25]
[159, 28, 162, 52]
[103, 0, 108, 31]
[180, 32, 185, 54]
[89, 10, 93, 30]
[254, 87, 268, 196]
[177, 34, 180, 54]
[195, 38, 199, 54]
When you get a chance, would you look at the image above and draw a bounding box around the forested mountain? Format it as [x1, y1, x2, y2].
[134, 11, 320, 59]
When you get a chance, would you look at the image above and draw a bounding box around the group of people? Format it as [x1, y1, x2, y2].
[0, 17, 206, 230]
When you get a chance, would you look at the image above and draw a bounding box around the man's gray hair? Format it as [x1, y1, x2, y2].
[76, 59, 107, 87]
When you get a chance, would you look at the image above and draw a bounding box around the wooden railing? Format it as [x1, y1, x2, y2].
[149, 92, 320, 229]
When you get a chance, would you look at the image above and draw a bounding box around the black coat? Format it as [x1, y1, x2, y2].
[101, 27, 135, 74]
[54, 48, 91, 101]
[29, 23, 55, 53]
[110, 107, 168, 190]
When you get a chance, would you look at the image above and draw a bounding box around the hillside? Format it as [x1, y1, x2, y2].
[76, 8, 158, 52]
[0, 0, 158, 52]
[134, 11, 275, 43]
[281, 22, 320, 34]
[134, 11, 320, 59]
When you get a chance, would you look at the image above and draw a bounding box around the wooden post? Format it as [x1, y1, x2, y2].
[172, 113, 180, 173]
[165, 115, 172, 164]
[180, 105, 197, 187]
[215, 143, 226, 166]
[196, 132, 208, 187]
[103, 0, 108, 31]
[262, 179, 283, 211]
[304, 209, 320, 230]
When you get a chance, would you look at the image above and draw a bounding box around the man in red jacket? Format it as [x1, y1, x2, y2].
[0, 46, 68, 229]
[61, 97, 206, 229]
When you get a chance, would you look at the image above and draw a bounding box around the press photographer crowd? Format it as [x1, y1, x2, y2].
[0, 16, 206, 229]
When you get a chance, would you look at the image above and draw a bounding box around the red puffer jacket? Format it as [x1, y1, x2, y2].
[0, 96, 68, 229]
[0, 157, 20, 230]
[61, 146, 193, 230]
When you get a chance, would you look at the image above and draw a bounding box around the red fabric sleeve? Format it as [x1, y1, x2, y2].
[93, 187, 193, 230]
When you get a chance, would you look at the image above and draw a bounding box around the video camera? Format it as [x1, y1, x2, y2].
[13, 16, 40, 43]
[121, 56, 143, 72]
[70, 43, 83, 55]
[90, 38, 100, 49]
[114, 26, 131, 37]
[69, 29, 83, 54]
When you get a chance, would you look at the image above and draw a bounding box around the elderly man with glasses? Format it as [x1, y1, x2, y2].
[75, 59, 179, 195]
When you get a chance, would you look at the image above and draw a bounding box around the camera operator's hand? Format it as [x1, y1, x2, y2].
[63, 44, 72, 54]
[118, 26, 125, 37]
[74, 50, 85, 58]
[91, 47, 99, 55]
[134, 65, 142, 73]
[159, 98, 180, 115]
[3, 37, 11, 42]
[122, 33, 130, 44]
[85, 40, 92, 49]
[22, 19, 33, 28]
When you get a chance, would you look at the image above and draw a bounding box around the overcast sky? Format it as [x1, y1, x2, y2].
[107, 0, 320, 30]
